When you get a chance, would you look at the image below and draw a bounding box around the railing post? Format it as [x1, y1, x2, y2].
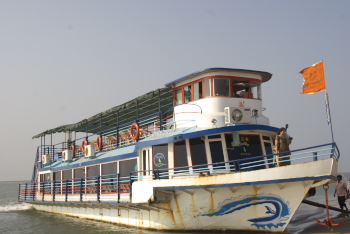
[80, 178, 83, 202]
[155, 169, 160, 179]
[331, 143, 336, 158]
[313, 152, 318, 161]
[117, 174, 120, 203]
[117, 110, 120, 148]
[18, 184, 21, 201]
[129, 173, 134, 203]
[24, 183, 27, 201]
[159, 112, 163, 131]
[52, 145, 55, 161]
[33, 183, 36, 201]
[65, 179, 68, 202]
[97, 176, 100, 203]
[42, 182, 45, 202]
[235, 161, 241, 172]
[53, 180, 56, 202]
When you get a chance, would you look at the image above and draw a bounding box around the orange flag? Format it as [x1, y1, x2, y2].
[299, 61, 326, 94]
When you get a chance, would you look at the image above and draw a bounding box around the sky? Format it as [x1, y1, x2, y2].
[0, 0, 349, 181]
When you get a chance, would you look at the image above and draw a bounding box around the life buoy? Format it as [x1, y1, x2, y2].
[96, 135, 103, 150]
[130, 122, 140, 141]
[70, 143, 75, 151]
[81, 139, 89, 153]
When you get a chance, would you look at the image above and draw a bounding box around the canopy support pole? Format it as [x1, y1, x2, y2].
[136, 100, 139, 121]
[159, 89, 163, 130]
[117, 111, 120, 148]
[85, 119, 88, 139]
[100, 113, 102, 134]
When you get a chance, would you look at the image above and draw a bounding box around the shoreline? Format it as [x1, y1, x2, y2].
[286, 198, 350, 234]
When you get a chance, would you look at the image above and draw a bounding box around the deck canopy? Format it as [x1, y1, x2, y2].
[164, 67, 272, 87]
[32, 87, 173, 139]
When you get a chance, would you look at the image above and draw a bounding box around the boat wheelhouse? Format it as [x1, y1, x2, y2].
[19, 68, 339, 233]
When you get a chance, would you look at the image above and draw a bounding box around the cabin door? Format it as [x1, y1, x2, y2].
[141, 147, 152, 178]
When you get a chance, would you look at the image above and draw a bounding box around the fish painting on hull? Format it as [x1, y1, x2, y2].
[199, 194, 291, 229]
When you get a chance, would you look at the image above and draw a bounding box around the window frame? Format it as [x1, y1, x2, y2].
[174, 75, 262, 105]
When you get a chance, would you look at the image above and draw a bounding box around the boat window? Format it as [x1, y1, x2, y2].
[225, 134, 236, 170]
[153, 144, 168, 170]
[63, 170, 72, 180]
[119, 159, 137, 177]
[209, 141, 225, 169]
[214, 79, 230, 96]
[264, 142, 274, 168]
[143, 150, 147, 171]
[190, 138, 208, 171]
[53, 171, 61, 181]
[251, 81, 261, 99]
[193, 82, 203, 100]
[74, 168, 85, 179]
[184, 85, 192, 103]
[41, 173, 51, 182]
[102, 162, 118, 175]
[225, 134, 264, 171]
[204, 79, 211, 97]
[175, 89, 182, 105]
[233, 80, 250, 98]
[174, 141, 188, 173]
[87, 165, 100, 177]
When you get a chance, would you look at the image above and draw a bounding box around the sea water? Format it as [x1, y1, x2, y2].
[0, 178, 348, 234]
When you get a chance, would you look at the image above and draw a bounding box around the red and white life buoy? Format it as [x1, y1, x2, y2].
[130, 122, 140, 141]
[81, 139, 89, 153]
[96, 135, 103, 150]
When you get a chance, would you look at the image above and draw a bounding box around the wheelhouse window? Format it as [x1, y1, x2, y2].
[214, 79, 230, 96]
[184, 85, 192, 103]
[204, 79, 211, 97]
[193, 82, 203, 100]
[174, 77, 262, 104]
[175, 89, 182, 105]
[251, 81, 261, 99]
[233, 80, 250, 98]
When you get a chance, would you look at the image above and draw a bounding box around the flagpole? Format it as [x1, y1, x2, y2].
[325, 92, 334, 142]
[300, 60, 334, 143]
[323, 60, 335, 143]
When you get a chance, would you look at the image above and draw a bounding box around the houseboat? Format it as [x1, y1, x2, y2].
[19, 68, 339, 232]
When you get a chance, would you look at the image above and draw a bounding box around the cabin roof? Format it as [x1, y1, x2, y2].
[32, 87, 173, 139]
[164, 67, 272, 87]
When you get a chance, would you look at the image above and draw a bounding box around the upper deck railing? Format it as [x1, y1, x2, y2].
[20, 142, 339, 204]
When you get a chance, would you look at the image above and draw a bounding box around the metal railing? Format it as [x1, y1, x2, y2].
[19, 174, 131, 203]
[130, 142, 340, 181]
[21, 142, 339, 204]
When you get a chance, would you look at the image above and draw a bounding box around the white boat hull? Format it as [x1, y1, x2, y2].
[32, 158, 337, 232]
